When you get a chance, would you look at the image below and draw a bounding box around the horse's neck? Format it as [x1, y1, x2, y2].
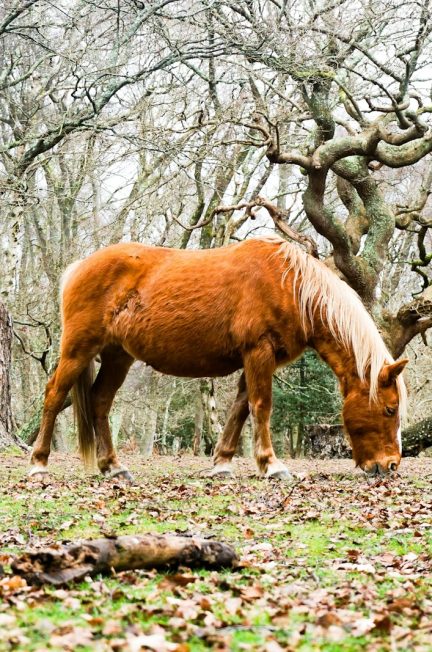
[310, 328, 357, 397]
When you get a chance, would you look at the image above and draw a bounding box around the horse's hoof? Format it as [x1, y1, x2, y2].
[211, 470, 235, 479]
[203, 462, 235, 479]
[28, 465, 50, 481]
[108, 468, 135, 484]
[267, 469, 293, 481]
[265, 460, 293, 481]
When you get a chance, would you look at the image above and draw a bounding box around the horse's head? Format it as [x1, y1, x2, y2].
[342, 359, 408, 477]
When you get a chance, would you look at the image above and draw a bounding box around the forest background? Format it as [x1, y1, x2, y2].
[0, 0, 431, 459]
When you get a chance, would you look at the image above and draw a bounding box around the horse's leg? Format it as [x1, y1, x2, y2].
[209, 373, 249, 477]
[91, 347, 134, 482]
[243, 340, 292, 480]
[29, 352, 95, 478]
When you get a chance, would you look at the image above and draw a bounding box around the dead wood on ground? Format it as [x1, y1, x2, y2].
[11, 533, 238, 586]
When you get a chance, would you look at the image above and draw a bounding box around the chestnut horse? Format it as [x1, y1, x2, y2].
[29, 237, 407, 481]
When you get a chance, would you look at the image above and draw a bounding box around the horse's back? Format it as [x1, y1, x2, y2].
[62, 238, 280, 299]
[59, 238, 291, 371]
[108, 240, 288, 375]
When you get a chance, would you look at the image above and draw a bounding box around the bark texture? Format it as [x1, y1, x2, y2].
[401, 418, 432, 456]
[11, 533, 238, 586]
[304, 421, 432, 459]
[0, 303, 16, 449]
[304, 424, 352, 459]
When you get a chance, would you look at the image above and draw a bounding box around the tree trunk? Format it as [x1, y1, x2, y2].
[0, 303, 24, 449]
[238, 420, 253, 458]
[160, 381, 176, 454]
[304, 420, 432, 459]
[193, 389, 204, 455]
[200, 379, 222, 455]
[140, 367, 160, 457]
[304, 424, 352, 459]
[21, 395, 72, 446]
[12, 533, 238, 586]
[296, 356, 306, 457]
[401, 418, 432, 456]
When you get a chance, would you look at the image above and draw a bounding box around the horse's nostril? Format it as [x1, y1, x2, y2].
[389, 462, 398, 472]
[364, 463, 379, 476]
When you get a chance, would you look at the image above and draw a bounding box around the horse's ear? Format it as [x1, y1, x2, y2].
[379, 359, 408, 386]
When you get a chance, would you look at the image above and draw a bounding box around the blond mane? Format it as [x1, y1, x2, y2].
[263, 236, 407, 417]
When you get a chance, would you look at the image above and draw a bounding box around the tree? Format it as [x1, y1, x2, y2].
[189, 0, 432, 356]
[0, 302, 24, 449]
[2, 0, 431, 455]
[272, 350, 342, 457]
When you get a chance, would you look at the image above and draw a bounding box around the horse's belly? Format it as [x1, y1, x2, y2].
[118, 315, 242, 377]
[143, 356, 241, 378]
[125, 340, 242, 377]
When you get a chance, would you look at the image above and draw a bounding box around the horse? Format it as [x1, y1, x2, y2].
[29, 236, 408, 482]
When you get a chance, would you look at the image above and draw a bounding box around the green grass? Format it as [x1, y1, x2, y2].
[1, 451, 432, 650]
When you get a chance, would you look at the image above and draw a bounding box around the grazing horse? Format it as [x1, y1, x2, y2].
[29, 236, 407, 481]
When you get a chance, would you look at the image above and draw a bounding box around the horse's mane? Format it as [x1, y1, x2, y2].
[262, 236, 407, 416]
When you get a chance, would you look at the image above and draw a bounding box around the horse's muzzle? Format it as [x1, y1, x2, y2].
[363, 460, 399, 477]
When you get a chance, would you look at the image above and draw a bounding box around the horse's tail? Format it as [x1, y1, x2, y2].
[71, 361, 97, 469]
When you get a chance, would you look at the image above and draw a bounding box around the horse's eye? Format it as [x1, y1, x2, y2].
[384, 406, 397, 416]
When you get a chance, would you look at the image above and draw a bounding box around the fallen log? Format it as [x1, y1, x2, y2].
[401, 417, 432, 456]
[11, 533, 238, 586]
[304, 420, 432, 459]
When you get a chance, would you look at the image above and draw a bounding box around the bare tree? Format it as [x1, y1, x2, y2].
[179, 0, 432, 355]
[2, 0, 432, 452]
[0, 302, 26, 449]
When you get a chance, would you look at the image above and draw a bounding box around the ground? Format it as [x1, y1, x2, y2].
[1, 451, 432, 652]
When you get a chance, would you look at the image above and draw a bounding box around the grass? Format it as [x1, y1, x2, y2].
[1, 450, 432, 650]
